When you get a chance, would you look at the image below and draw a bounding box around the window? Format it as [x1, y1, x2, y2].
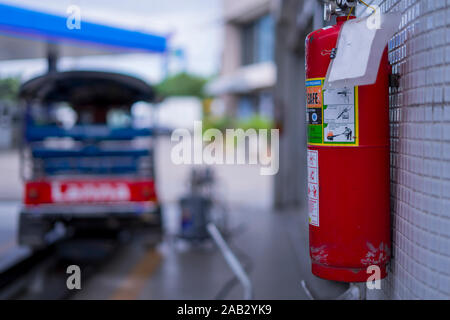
[242, 23, 256, 66]
[241, 14, 275, 66]
[237, 91, 274, 120]
[256, 15, 275, 63]
[237, 95, 257, 119]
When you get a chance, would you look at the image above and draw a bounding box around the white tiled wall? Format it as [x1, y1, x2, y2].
[355, 0, 450, 299]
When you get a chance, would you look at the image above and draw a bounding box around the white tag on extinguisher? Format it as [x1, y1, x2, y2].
[324, 12, 401, 89]
[307, 149, 319, 227]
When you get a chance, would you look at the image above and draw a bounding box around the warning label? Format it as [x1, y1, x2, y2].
[306, 79, 324, 144]
[306, 78, 358, 146]
[307, 149, 319, 227]
[323, 87, 357, 144]
[306, 85, 322, 108]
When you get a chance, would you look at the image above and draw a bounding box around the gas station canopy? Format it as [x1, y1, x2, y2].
[0, 3, 168, 60]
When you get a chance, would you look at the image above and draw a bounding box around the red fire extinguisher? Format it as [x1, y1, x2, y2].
[305, 1, 391, 282]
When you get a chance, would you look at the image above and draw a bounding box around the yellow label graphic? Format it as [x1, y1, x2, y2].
[306, 78, 359, 146]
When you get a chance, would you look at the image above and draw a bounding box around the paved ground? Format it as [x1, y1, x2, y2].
[0, 137, 346, 299]
[73, 207, 306, 300]
[70, 204, 347, 300]
[154, 136, 273, 209]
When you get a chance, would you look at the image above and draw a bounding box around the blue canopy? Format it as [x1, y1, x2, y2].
[0, 3, 167, 54]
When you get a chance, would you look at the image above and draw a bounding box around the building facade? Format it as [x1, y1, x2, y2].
[207, 0, 276, 119]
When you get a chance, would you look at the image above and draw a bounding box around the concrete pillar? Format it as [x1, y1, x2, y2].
[273, 0, 319, 210]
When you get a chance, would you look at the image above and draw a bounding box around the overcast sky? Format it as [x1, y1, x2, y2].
[0, 0, 223, 82]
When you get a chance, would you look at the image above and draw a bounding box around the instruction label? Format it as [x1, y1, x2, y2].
[307, 149, 319, 227]
[306, 78, 359, 146]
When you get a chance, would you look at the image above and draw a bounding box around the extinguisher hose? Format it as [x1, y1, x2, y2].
[359, 0, 377, 16]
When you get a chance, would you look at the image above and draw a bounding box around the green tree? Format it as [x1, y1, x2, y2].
[0, 77, 20, 102]
[155, 72, 208, 99]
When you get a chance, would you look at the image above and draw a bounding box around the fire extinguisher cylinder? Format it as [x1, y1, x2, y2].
[305, 13, 391, 282]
